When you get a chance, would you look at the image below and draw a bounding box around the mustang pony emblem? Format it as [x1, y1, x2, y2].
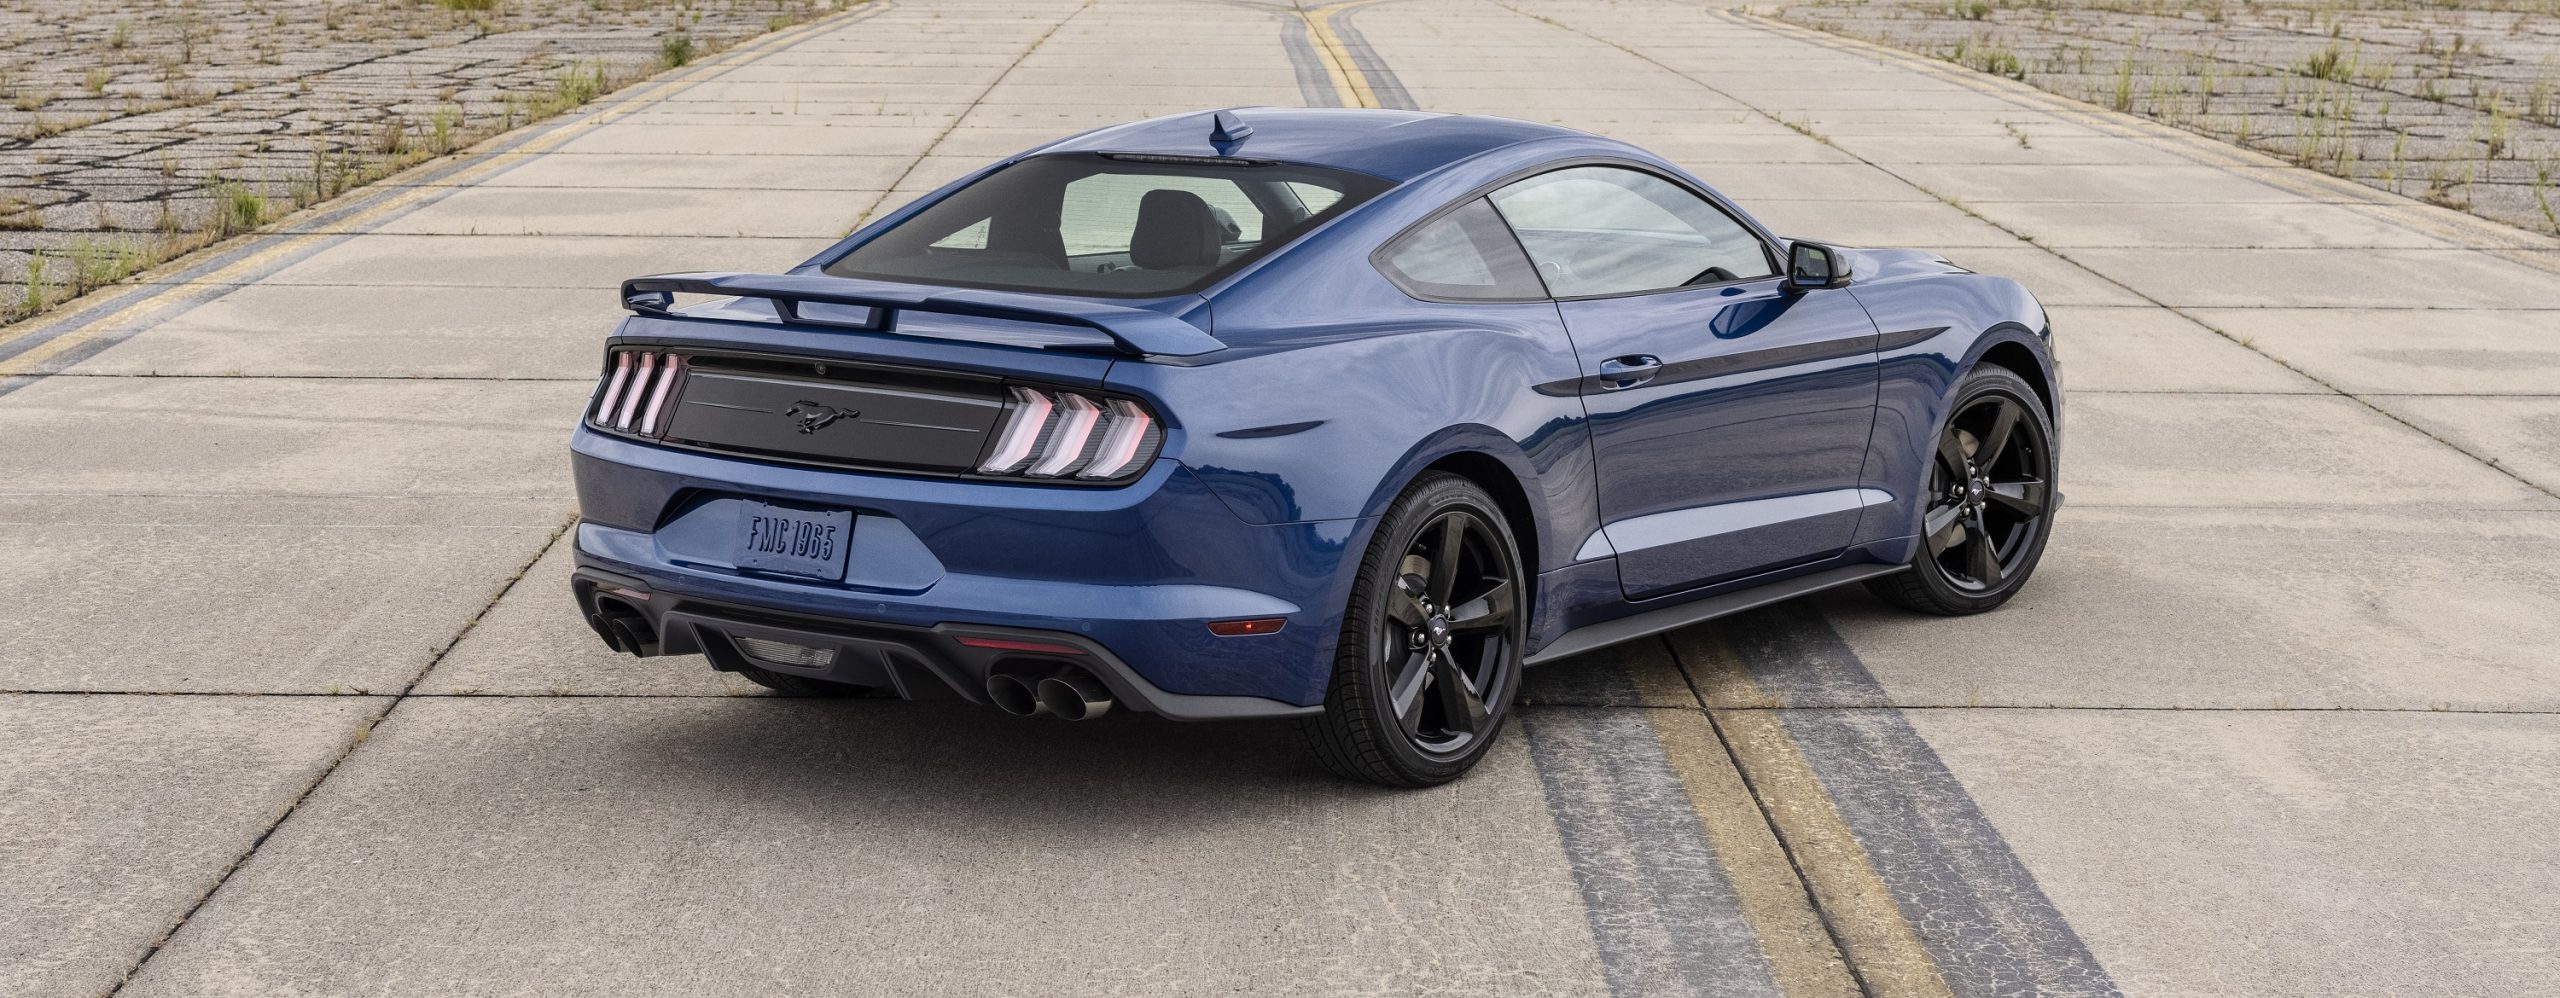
[785, 401, 855, 434]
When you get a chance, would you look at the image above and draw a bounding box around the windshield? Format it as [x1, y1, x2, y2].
[823, 154, 1391, 298]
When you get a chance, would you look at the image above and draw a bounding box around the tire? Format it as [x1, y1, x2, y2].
[1866, 365, 2057, 616]
[734, 664, 874, 698]
[1301, 473, 1528, 787]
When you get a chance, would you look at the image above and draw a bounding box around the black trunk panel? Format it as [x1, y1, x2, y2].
[662, 361, 1006, 472]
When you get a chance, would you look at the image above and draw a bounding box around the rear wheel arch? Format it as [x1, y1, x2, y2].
[1419, 451, 1542, 579]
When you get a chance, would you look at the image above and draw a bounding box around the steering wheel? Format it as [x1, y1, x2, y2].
[1682, 265, 1740, 287]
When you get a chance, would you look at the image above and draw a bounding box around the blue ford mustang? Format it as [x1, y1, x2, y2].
[571, 108, 2059, 785]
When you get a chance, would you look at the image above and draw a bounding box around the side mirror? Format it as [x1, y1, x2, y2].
[1787, 241, 1851, 291]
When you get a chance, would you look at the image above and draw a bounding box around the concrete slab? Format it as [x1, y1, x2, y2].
[2185, 308, 2560, 396]
[551, 122, 957, 157]
[1886, 163, 2314, 204]
[0, 496, 564, 693]
[477, 152, 908, 191]
[361, 187, 869, 238]
[0, 694, 379, 998]
[1785, 113, 2112, 141]
[1909, 710, 2560, 997]
[2367, 395, 2560, 496]
[1694, 506, 2560, 711]
[1833, 134, 2200, 166]
[415, 539, 756, 697]
[2064, 247, 2560, 309]
[2044, 306, 2325, 393]
[2061, 391, 2555, 509]
[1685, 163, 1938, 203]
[1939, 247, 2149, 307]
[58, 284, 610, 380]
[1967, 201, 2455, 250]
[250, 235, 834, 289]
[119, 698, 1616, 997]
[0, 377, 587, 498]
[1742, 199, 2025, 247]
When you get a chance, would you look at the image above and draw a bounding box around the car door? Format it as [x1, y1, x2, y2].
[1488, 165, 1881, 599]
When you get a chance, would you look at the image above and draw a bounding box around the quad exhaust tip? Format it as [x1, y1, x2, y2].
[1035, 673, 1114, 722]
[985, 667, 1114, 721]
[589, 598, 659, 657]
[985, 673, 1046, 718]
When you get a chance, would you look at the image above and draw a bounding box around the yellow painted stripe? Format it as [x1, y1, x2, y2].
[1301, 0, 1383, 109]
[0, 6, 867, 370]
[1678, 631, 1960, 998]
[1645, 706, 1864, 998]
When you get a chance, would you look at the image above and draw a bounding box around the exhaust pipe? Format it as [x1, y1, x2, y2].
[1035, 673, 1114, 722]
[589, 598, 659, 657]
[984, 673, 1047, 717]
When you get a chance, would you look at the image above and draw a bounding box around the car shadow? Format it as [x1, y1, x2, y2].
[604, 698, 1448, 836]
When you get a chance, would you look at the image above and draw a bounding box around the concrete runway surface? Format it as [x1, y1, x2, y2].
[4, 1, 2557, 995]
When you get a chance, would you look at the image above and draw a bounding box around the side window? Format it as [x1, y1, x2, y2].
[1375, 199, 1546, 301]
[1488, 166, 1776, 297]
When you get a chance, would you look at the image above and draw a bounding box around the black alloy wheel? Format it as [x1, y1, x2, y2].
[1304, 474, 1526, 786]
[1868, 366, 2056, 615]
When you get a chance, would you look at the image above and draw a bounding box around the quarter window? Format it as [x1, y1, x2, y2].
[1488, 166, 1776, 297]
[1375, 199, 1545, 301]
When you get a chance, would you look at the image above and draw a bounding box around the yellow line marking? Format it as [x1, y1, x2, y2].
[1645, 705, 1864, 998]
[1300, 0, 1384, 109]
[0, 5, 869, 372]
[1676, 631, 1960, 998]
[1724, 9, 2560, 272]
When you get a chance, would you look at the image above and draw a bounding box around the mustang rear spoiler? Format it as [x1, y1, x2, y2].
[618, 271, 1225, 358]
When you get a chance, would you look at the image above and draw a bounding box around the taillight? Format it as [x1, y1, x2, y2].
[976, 387, 1164, 483]
[589, 349, 687, 437]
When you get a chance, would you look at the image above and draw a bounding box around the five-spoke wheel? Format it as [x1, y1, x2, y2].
[1305, 473, 1525, 786]
[1870, 366, 2057, 614]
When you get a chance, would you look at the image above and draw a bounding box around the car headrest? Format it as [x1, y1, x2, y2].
[1129, 189, 1225, 270]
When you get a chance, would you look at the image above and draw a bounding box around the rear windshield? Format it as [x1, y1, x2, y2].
[822, 153, 1392, 298]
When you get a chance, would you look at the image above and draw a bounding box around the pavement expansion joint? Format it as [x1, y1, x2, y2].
[89, 519, 573, 995]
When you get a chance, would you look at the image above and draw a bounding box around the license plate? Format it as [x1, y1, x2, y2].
[736, 502, 852, 581]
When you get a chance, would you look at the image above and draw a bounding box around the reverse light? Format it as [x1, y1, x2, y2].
[733, 636, 836, 668]
[975, 386, 1163, 484]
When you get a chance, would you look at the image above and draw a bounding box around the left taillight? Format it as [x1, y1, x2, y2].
[589, 348, 687, 438]
[975, 387, 1163, 482]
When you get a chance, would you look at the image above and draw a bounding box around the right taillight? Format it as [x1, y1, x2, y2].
[977, 387, 1163, 482]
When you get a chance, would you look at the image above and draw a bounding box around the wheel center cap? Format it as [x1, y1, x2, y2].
[1426, 616, 1451, 646]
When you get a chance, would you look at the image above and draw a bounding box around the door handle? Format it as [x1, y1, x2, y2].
[1597, 354, 1663, 390]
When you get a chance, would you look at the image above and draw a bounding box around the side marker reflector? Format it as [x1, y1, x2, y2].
[1207, 618, 1286, 637]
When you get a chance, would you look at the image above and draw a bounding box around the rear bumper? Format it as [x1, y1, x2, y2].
[572, 566, 1318, 721]
[569, 427, 1369, 711]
